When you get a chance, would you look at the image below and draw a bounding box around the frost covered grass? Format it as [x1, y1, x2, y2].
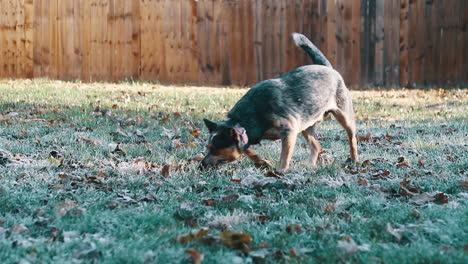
[0, 79, 466, 263]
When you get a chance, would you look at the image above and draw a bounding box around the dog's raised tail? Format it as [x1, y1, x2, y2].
[292, 33, 332, 68]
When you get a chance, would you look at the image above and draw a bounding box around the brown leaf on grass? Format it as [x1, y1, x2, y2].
[220, 230, 251, 252]
[185, 249, 204, 264]
[445, 128, 455, 135]
[177, 228, 209, 244]
[433, 192, 449, 204]
[397, 160, 410, 167]
[173, 112, 181, 118]
[289, 248, 298, 257]
[202, 199, 215, 206]
[160, 116, 171, 124]
[77, 137, 102, 146]
[254, 215, 269, 224]
[190, 129, 201, 137]
[399, 186, 418, 197]
[357, 178, 368, 186]
[418, 158, 425, 166]
[264, 170, 283, 178]
[259, 242, 269, 248]
[361, 160, 371, 167]
[357, 132, 372, 141]
[112, 144, 127, 156]
[161, 164, 171, 177]
[21, 128, 28, 137]
[400, 178, 411, 186]
[286, 224, 302, 234]
[324, 203, 336, 214]
[384, 133, 392, 141]
[371, 169, 391, 179]
[339, 212, 352, 223]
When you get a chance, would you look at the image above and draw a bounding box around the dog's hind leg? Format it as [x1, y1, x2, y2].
[278, 132, 298, 172]
[302, 124, 321, 166]
[244, 149, 273, 169]
[330, 109, 359, 163]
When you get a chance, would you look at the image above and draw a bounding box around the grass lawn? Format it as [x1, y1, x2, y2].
[0, 79, 467, 263]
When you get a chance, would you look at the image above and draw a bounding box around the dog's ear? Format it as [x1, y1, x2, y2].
[231, 126, 248, 149]
[203, 119, 217, 133]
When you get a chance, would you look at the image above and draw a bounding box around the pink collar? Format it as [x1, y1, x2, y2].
[233, 125, 248, 147]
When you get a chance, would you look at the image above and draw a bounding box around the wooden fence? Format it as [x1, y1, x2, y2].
[0, 0, 466, 87]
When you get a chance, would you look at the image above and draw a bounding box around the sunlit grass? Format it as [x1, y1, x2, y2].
[0, 79, 466, 263]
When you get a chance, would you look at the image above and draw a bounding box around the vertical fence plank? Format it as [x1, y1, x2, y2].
[81, 0, 91, 80]
[253, 0, 263, 82]
[4, 0, 16, 77]
[335, 0, 345, 76]
[49, 0, 59, 79]
[219, 0, 231, 85]
[244, 0, 256, 85]
[326, 0, 337, 67]
[462, 0, 468, 86]
[284, 0, 295, 71]
[261, 0, 272, 80]
[0, 0, 5, 78]
[374, 0, 384, 86]
[454, 0, 463, 86]
[196, 0, 207, 84]
[18, 0, 33, 78]
[399, 0, 409, 87]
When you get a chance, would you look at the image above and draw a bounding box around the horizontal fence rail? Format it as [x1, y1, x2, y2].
[0, 0, 466, 87]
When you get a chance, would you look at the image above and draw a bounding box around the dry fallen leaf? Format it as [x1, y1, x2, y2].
[357, 178, 368, 186]
[112, 144, 127, 156]
[286, 224, 302, 234]
[220, 230, 251, 252]
[399, 186, 417, 197]
[433, 192, 449, 204]
[161, 164, 171, 177]
[185, 249, 204, 264]
[324, 203, 336, 214]
[190, 129, 201, 137]
[357, 132, 372, 141]
[202, 199, 215, 206]
[177, 228, 209, 244]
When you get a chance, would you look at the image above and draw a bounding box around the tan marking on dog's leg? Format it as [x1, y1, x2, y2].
[331, 110, 359, 162]
[244, 149, 272, 169]
[301, 130, 321, 166]
[278, 133, 298, 172]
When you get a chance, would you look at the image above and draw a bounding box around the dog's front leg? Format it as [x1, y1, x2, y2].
[244, 149, 273, 169]
[278, 133, 298, 172]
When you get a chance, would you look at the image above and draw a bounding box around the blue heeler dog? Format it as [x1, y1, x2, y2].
[201, 33, 359, 172]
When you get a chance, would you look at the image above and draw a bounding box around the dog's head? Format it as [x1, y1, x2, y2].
[200, 119, 248, 169]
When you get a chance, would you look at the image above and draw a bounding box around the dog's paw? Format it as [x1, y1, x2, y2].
[255, 159, 273, 170]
